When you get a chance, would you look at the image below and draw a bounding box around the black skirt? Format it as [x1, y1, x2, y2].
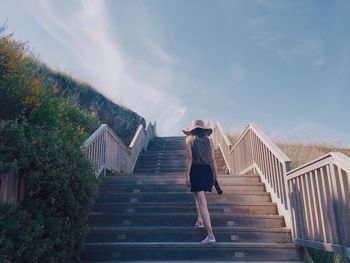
[190, 164, 213, 192]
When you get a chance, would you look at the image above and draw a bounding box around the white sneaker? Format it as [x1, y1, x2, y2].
[201, 235, 216, 244]
[195, 221, 204, 229]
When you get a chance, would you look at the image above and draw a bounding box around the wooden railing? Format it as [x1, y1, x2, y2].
[210, 121, 292, 228]
[287, 152, 350, 262]
[83, 122, 156, 177]
[210, 121, 350, 262]
[210, 122, 232, 172]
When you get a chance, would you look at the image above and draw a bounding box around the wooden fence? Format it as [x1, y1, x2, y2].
[287, 152, 350, 262]
[83, 122, 156, 177]
[210, 121, 350, 262]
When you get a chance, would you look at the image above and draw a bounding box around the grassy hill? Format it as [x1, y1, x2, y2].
[40, 66, 146, 145]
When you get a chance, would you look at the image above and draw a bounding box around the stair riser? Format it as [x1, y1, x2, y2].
[133, 168, 186, 172]
[100, 182, 264, 188]
[134, 165, 227, 169]
[92, 205, 278, 215]
[138, 155, 187, 159]
[102, 174, 260, 180]
[146, 150, 185, 153]
[138, 156, 186, 159]
[88, 216, 285, 228]
[147, 145, 185, 148]
[134, 160, 187, 164]
[95, 194, 271, 203]
[132, 172, 186, 176]
[101, 177, 262, 184]
[134, 165, 186, 169]
[86, 230, 292, 243]
[81, 245, 300, 261]
[137, 154, 187, 158]
[98, 185, 266, 193]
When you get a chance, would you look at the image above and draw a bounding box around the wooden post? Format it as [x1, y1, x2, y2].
[0, 172, 20, 204]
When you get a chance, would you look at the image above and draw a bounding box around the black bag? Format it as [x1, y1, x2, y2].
[211, 163, 223, 195]
[213, 179, 223, 195]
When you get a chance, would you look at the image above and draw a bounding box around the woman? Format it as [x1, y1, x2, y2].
[183, 120, 218, 244]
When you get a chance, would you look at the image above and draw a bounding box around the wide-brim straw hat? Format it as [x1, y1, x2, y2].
[182, 120, 213, 136]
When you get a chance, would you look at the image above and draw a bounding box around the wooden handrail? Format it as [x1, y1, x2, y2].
[83, 122, 156, 177]
[217, 122, 232, 148]
[287, 152, 350, 262]
[210, 120, 350, 262]
[249, 124, 291, 163]
[209, 121, 232, 173]
[129, 122, 157, 171]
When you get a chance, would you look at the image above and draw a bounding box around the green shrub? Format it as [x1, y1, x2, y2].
[0, 28, 100, 262]
[307, 247, 344, 263]
[0, 204, 45, 263]
[0, 121, 99, 262]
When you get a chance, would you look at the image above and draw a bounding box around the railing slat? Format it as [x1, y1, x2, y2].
[83, 122, 156, 177]
[210, 120, 350, 262]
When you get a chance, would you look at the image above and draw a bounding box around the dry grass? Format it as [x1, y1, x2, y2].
[277, 142, 350, 170]
[227, 133, 350, 170]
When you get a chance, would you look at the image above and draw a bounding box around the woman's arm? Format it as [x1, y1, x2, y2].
[185, 137, 193, 187]
[209, 140, 218, 179]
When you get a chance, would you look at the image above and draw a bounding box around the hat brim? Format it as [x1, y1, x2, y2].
[182, 126, 212, 136]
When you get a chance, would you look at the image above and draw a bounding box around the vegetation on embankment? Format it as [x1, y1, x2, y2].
[40, 67, 146, 146]
[0, 26, 138, 262]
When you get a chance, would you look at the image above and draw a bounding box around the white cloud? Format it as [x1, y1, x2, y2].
[23, 0, 186, 135]
[144, 37, 178, 66]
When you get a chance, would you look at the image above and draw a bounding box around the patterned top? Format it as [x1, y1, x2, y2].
[190, 136, 212, 165]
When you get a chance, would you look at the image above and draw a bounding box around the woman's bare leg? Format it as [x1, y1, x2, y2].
[194, 194, 203, 224]
[194, 191, 214, 237]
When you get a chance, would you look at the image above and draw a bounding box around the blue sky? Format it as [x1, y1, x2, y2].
[1, 0, 350, 146]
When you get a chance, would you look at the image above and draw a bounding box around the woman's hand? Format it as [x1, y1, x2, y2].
[185, 175, 191, 188]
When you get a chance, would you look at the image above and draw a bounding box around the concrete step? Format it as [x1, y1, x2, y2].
[89, 260, 305, 263]
[133, 164, 186, 169]
[132, 171, 186, 176]
[99, 185, 265, 195]
[135, 158, 186, 163]
[134, 168, 186, 173]
[147, 148, 186, 151]
[95, 193, 271, 203]
[101, 176, 261, 184]
[134, 159, 187, 164]
[135, 157, 186, 162]
[81, 242, 301, 261]
[86, 226, 292, 243]
[100, 182, 264, 191]
[91, 202, 278, 215]
[139, 150, 186, 154]
[133, 168, 186, 173]
[102, 173, 255, 179]
[153, 136, 185, 140]
[88, 214, 285, 228]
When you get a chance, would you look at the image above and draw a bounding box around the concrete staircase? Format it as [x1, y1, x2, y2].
[81, 136, 303, 262]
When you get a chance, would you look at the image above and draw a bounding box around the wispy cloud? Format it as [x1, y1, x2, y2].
[144, 37, 178, 66]
[23, 0, 186, 135]
[252, 29, 325, 65]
